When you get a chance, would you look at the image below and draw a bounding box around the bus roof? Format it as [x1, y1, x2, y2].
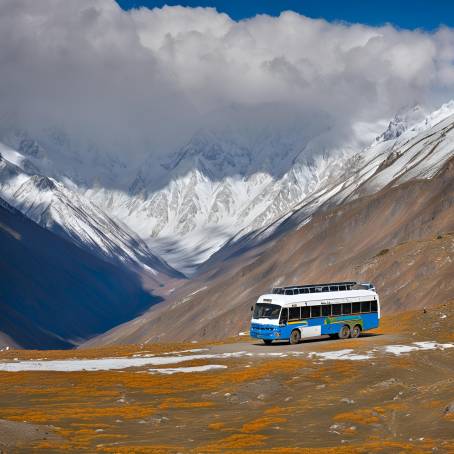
[271, 281, 375, 295]
[273, 281, 356, 292]
[258, 288, 378, 307]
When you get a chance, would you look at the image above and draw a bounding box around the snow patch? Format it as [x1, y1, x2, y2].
[1, 340, 453, 372]
[308, 349, 372, 361]
[385, 341, 454, 356]
[0, 352, 246, 372]
[148, 365, 227, 374]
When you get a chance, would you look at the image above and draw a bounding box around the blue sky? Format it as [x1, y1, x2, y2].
[117, 0, 454, 30]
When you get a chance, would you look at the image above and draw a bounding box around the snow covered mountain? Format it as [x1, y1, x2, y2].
[217, 102, 454, 255]
[0, 147, 182, 282]
[84, 118, 375, 274]
[85, 103, 453, 275]
[0, 113, 368, 275]
[1, 102, 454, 277]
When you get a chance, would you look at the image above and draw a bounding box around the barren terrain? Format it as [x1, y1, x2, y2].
[1, 305, 453, 453]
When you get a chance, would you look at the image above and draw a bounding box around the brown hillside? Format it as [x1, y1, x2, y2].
[84, 158, 454, 346]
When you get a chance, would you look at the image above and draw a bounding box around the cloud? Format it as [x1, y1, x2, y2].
[0, 0, 453, 166]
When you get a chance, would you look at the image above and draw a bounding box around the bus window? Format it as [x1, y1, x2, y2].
[302, 288, 309, 294]
[361, 301, 371, 313]
[280, 308, 288, 324]
[332, 304, 341, 316]
[254, 303, 282, 319]
[352, 302, 361, 313]
[309, 287, 316, 293]
[322, 286, 329, 292]
[311, 305, 321, 317]
[339, 285, 346, 291]
[342, 303, 352, 315]
[371, 300, 378, 312]
[301, 306, 310, 319]
[285, 289, 293, 295]
[322, 305, 331, 316]
[330, 286, 338, 291]
[289, 307, 300, 321]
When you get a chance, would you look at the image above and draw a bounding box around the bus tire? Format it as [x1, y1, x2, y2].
[351, 325, 361, 338]
[263, 339, 273, 345]
[289, 329, 301, 345]
[338, 325, 351, 339]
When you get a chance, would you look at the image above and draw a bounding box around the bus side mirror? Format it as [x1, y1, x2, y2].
[250, 306, 254, 312]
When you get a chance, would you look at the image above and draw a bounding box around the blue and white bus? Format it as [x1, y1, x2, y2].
[250, 281, 380, 344]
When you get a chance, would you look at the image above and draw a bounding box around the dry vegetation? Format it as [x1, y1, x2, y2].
[0, 307, 453, 453]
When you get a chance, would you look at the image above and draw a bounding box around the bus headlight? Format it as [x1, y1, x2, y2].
[274, 330, 281, 337]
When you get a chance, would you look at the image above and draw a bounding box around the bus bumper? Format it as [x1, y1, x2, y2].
[249, 325, 282, 340]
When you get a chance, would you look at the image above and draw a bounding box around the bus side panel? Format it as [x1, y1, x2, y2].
[361, 312, 379, 331]
[278, 312, 379, 339]
[321, 320, 340, 336]
[284, 318, 325, 339]
[279, 324, 295, 340]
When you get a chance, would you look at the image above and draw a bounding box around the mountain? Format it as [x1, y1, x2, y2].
[82, 104, 454, 346]
[199, 102, 454, 266]
[82, 115, 372, 275]
[1, 107, 379, 276]
[0, 147, 183, 285]
[3, 104, 453, 279]
[0, 196, 162, 349]
[2, 101, 454, 348]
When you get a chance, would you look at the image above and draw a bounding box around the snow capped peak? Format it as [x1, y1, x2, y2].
[29, 175, 58, 192]
[378, 105, 426, 142]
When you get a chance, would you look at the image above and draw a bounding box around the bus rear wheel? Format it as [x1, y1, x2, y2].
[263, 339, 273, 345]
[351, 325, 361, 338]
[289, 329, 301, 345]
[338, 325, 351, 339]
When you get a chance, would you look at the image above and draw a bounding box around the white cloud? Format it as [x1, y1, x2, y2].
[0, 0, 453, 164]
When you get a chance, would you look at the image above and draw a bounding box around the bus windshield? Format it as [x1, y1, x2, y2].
[253, 303, 281, 319]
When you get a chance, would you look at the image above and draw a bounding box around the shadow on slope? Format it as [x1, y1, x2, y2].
[0, 197, 162, 349]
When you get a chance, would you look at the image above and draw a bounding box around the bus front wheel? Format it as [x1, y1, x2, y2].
[289, 329, 301, 345]
[338, 325, 351, 339]
[263, 339, 273, 345]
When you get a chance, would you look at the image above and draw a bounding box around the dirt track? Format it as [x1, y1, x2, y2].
[210, 332, 396, 354]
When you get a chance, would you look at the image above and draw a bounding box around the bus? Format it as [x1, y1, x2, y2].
[249, 281, 379, 344]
